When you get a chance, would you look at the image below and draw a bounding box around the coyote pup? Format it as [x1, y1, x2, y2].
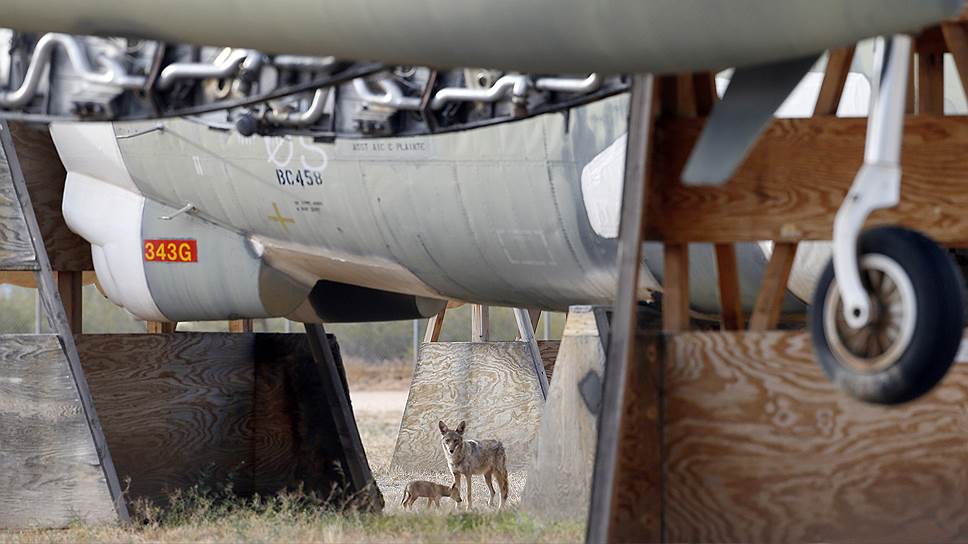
[439, 420, 508, 509]
[401, 480, 462, 509]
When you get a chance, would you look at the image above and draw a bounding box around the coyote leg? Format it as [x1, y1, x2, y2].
[484, 471, 496, 507]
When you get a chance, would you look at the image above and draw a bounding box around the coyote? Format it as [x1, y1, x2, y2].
[401, 480, 462, 509]
[439, 420, 509, 510]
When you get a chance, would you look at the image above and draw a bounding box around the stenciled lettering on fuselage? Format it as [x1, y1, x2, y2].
[334, 137, 435, 160]
[264, 136, 328, 187]
[144, 239, 198, 263]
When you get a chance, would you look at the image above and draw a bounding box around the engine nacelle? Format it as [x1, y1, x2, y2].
[63, 173, 311, 322]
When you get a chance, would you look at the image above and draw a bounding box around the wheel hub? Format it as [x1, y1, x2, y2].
[824, 254, 917, 374]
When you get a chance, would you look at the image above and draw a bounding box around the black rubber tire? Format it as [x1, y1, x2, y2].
[809, 226, 966, 404]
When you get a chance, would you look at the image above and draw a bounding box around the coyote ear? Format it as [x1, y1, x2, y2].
[456, 421, 466, 435]
[438, 420, 448, 434]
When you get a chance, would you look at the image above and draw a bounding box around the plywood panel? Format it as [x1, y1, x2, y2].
[8, 123, 91, 272]
[77, 333, 371, 507]
[665, 332, 968, 543]
[391, 341, 546, 472]
[522, 309, 602, 520]
[79, 334, 257, 503]
[0, 142, 37, 270]
[647, 116, 968, 245]
[0, 335, 116, 528]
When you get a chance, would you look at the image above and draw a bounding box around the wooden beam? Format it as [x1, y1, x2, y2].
[919, 27, 946, 115]
[303, 324, 382, 509]
[907, 52, 917, 115]
[528, 309, 542, 333]
[147, 321, 177, 334]
[471, 304, 489, 342]
[228, 319, 253, 333]
[588, 75, 659, 544]
[424, 306, 447, 342]
[692, 72, 717, 117]
[749, 243, 798, 331]
[713, 244, 744, 330]
[56, 271, 82, 334]
[513, 308, 549, 400]
[815, 47, 855, 116]
[942, 23, 968, 101]
[647, 116, 968, 244]
[662, 243, 690, 333]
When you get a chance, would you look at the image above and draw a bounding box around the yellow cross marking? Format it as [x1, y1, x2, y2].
[268, 202, 295, 232]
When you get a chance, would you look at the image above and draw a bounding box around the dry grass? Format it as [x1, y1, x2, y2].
[343, 357, 414, 391]
[2, 380, 584, 543]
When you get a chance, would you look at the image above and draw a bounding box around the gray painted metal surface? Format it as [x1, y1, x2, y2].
[110, 94, 805, 316]
[1, 1, 960, 73]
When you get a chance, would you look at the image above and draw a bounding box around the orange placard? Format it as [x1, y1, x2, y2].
[144, 239, 198, 263]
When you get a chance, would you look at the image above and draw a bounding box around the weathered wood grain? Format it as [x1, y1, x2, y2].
[646, 116, 968, 244]
[536, 340, 559, 384]
[0, 335, 117, 528]
[522, 308, 604, 520]
[79, 334, 258, 503]
[391, 341, 547, 473]
[2, 122, 128, 523]
[77, 333, 376, 509]
[664, 332, 968, 543]
[0, 140, 37, 270]
[608, 332, 663, 543]
[8, 123, 91, 272]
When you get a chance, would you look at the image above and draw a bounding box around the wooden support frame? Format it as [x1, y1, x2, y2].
[229, 319, 253, 333]
[424, 306, 447, 342]
[815, 47, 855, 116]
[56, 270, 82, 334]
[590, 19, 968, 543]
[304, 323, 382, 509]
[513, 307, 549, 400]
[713, 244, 744, 330]
[749, 242, 798, 331]
[527, 309, 542, 333]
[0, 122, 129, 522]
[588, 74, 657, 544]
[147, 321, 177, 333]
[471, 304, 489, 342]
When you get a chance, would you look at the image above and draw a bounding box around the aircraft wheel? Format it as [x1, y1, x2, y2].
[809, 226, 965, 404]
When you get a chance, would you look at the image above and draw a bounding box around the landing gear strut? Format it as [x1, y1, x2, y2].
[810, 35, 966, 403]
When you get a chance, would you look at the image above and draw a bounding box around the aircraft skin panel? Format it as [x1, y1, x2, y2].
[54, 94, 816, 319]
[1, 0, 960, 74]
[109, 95, 650, 311]
[140, 199, 311, 321]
